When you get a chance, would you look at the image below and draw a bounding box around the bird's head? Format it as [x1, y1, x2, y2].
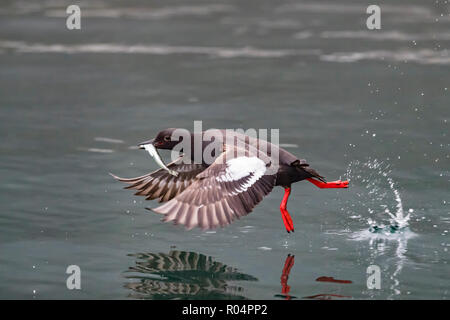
[138, 128, 185, 150]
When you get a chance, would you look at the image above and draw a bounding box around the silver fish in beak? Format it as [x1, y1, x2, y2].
[139, 143, 179, 177]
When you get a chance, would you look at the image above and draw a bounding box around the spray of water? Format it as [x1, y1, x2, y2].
[343, 159, 417, 298]
[344, 159, 412, 235]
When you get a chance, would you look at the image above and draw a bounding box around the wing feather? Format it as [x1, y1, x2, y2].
[151, 146, 276, 230]
[111, 157, 208, 203]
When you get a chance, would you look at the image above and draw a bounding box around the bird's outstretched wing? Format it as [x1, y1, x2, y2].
[111, 157, 208, 203]
[151, 146, 276, 230]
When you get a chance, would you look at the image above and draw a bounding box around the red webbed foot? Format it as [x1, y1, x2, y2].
[281, 209, 295, 233]
[307, 178, 349, 189]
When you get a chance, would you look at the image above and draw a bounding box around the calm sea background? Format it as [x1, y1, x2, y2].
[0, 0, 448, 299]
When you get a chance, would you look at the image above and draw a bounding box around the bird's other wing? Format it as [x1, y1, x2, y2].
[110, 157, 209, 203]
[151, 146, 276, 230]
[291, 158, 326, 182]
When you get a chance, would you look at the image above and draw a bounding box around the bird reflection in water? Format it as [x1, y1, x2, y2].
[315, 276, 352, 284]
[124, 251, 257, 299]
[275, 254, 297, 300]
[274, 254, 353, 300]
[304, 276, 353, 300]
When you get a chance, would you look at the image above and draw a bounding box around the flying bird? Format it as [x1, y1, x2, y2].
[111, 128, 348, 232]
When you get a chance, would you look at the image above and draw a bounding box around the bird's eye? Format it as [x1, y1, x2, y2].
[164, 135, 171, 142]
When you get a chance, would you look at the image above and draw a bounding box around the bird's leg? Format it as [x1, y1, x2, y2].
[306, 178, 349, 189]
[280, 187, 294, 233]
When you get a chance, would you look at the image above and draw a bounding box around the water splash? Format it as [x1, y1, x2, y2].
[343, 159, 417, 298]
[344, 159, 412, 236]
[384, 176, 412, 228]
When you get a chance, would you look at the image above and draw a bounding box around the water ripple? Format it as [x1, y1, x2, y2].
[321, 49, 450, 65]
[0, 40, 320, 58]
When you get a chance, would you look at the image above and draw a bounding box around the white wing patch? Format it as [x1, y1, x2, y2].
[216, 156, 266, 193]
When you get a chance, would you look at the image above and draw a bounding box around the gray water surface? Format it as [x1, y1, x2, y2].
[0, 0, 449, 299]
